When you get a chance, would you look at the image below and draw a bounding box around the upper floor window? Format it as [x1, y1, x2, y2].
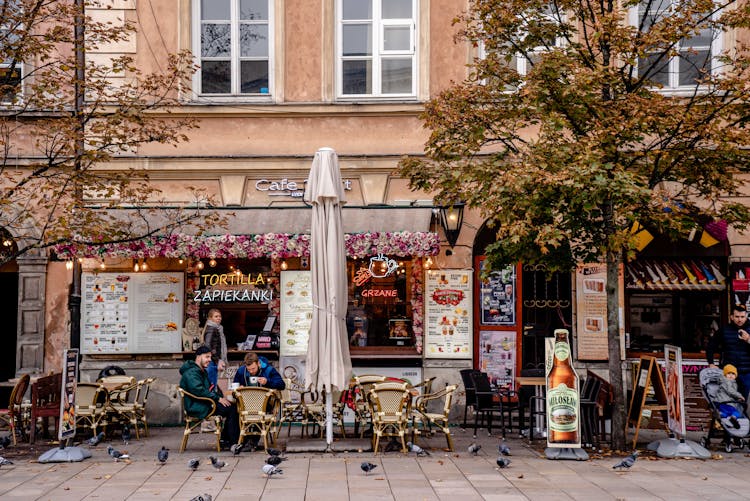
[337, 0, 417, 99]
[193, 0, 272, 98]
[0, 5, 22, 105]
[632, 0, 720, 91]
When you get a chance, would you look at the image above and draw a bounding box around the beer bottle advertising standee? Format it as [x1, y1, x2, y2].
[546, 329, 581, 448]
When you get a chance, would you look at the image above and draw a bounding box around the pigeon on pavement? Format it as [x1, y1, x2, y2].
[188, 494, 212, 501]
[266, 455, 285, 466]
[262, 464, 283, 476]
[496, 457, 511, 469]
[157, 446, 169, 464]
[230, 443, 242, 456]
[107, 445, 129, 461]
[208, 455, 226, 470]
[612, 451, 639, 470]
[384, 437, 401, 452]
[0, 435, 11, 449]
[188, 458, 200, 471]
[361, 462, 378, 475]
[87, 431, 105, 447]
[499, 442, 511, 456]
[468, 443, 481, 455]
[267, 447, 283, 457]
[0, 456, 14, 466]
[406, 441, 430, 456]
[121, 426, 131, 444]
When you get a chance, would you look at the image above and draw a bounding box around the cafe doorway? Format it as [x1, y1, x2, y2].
[0, 269, 18, 381]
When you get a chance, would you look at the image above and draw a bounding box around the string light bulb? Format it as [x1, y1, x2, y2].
[208, 258, 217, 267]
[141, 260, 148, 271]
[280, 260, 288, 270]
[65, 260, 73, 271]
[99, 261, 106, 270]
[425, 257, 433, 269]
[196, 260, 204, 270]
[134, 261, 140, 272]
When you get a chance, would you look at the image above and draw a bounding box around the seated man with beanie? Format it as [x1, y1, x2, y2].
[179, 345, 239, 449]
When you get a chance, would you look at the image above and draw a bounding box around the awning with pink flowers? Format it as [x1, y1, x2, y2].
[54, 231, 440, 260]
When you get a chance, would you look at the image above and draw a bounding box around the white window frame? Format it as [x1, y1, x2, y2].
[515, 4, 566, 77]
[629, 0, 722, 95]
[336, 0, 418, 100]
[191, 0, 274, 102]
[0, 18, 23, 105]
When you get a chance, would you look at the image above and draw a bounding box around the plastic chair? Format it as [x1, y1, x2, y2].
[459, 369, 481, 428]
[0, 374, 30, 445]
[469, 371, 506, 438]
[234, 386, 280, 452]
[177, 387, 223, 452]
[412, 384, 457, 451]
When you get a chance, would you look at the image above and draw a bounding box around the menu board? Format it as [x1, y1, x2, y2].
[479, 330, 516, 391]
[424, 269, 472, 359]
[479, 258, 516, 326]
[279, 270, 312, 356]
[81, 272, 184, 354]
[575, 263, 609, 360]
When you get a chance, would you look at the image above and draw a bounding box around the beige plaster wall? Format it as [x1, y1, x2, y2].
[44, 262, 72, 373]
[285, 0, 324, 102]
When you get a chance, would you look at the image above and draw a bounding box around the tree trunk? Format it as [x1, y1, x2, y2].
[606, 251, 627, 451]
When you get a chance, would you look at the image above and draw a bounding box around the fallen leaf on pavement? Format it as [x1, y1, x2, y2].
[517, 474, 524, 479]
[64, 486, 70, 490]
[104, 474, 112, 479]
[93, 476, 102, 480]
[205, 476, 212, 480]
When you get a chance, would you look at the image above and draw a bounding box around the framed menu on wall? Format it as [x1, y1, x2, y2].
[478, 259, 516, 326]
[424, 269, 473, 359]
[81, 272, 184, 354]
[279, 270, 312, 356]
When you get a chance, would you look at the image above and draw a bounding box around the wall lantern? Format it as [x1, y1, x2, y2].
[440, 202, 465, 248]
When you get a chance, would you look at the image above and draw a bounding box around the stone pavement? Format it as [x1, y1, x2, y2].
[0, 425, 748, 500]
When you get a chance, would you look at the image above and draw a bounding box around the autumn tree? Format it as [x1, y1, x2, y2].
[0, 0, 222, 265]
[400, 0, 750, 449]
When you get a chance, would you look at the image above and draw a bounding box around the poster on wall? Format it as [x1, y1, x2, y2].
[479, 330, 516, 391]
[279, 270, 312, 356]
[575, 263, 609, 360]
[81, 272, 183, 354]
[479, 259, 516, 326]
[665, 344, 687, 436]
[424, 269, 472, 359]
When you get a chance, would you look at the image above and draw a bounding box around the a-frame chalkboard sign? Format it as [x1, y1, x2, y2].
[627, 356, 669, 449]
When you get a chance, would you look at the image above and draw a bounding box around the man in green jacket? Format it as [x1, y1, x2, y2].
[179, 345, 239, 448]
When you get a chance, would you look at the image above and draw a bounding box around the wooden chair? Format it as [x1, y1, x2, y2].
[74, 382, 108, 439]
[411, 384, 457, 451]
[109, 378, 153, 439]
[30, 372, 62, 443]
[0, 374, 30, 445]
[177, 387, 223, 453]
[368, 386, 412, 453]
[234, 386, 280, 452]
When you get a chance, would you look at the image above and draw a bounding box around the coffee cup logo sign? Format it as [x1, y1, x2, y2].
[369, 253, 399, 278]
[255, 178, 353, 198]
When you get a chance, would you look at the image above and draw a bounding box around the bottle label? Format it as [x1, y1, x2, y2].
[547, 383, 578, 432]
[554, 342, 570, 361]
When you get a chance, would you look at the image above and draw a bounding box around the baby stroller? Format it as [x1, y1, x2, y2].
[699, 367, 750, 452]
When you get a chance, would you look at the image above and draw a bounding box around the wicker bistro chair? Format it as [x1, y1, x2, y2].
[133, 378, 155, 437]
[412, 377, 436, 396]
[411, 384, 458, 451]
[109, 377, 154, 439]
[0, 374, 30, 445]
[304, 388, 347, 439]
[177, 387, 223, 453]
[234, 386, 281, 452]
[368, 386, 412, 454]
[351, 375, 387, 437]
[278, 378, 316, 438]
[75, 382, 109, 438]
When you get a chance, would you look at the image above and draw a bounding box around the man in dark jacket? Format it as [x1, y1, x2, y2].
[233, 352, 285, 390]
[707, 303, 750, 400]
[179, 345, 239, 447]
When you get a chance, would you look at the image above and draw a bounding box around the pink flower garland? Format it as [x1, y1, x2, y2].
[55, 232, 439, 260]
[411, 257, 424, 354]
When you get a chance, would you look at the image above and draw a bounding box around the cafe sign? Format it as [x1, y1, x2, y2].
[255, 177, 353, 198]
[193, 272, 273, 303]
